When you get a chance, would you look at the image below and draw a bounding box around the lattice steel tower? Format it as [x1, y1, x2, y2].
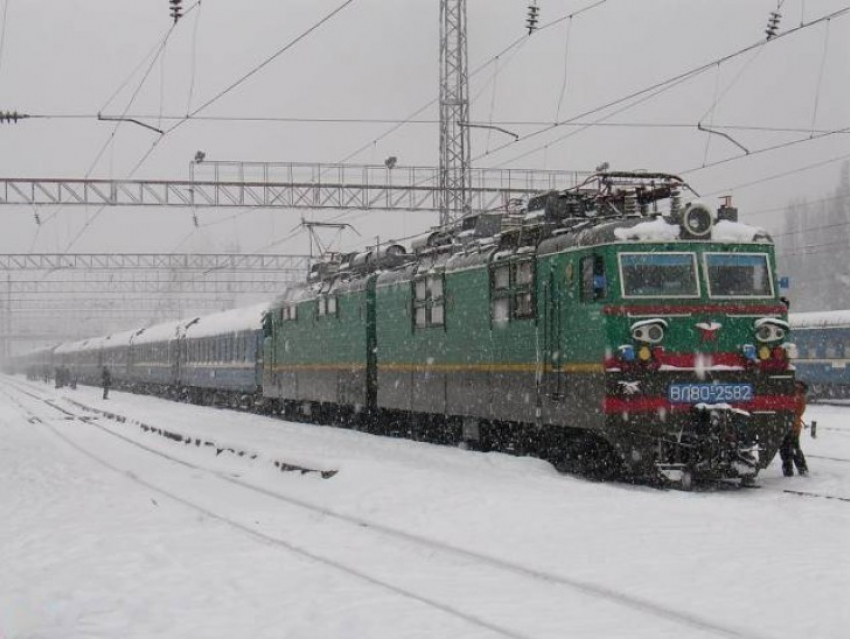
[439, 0, 472, 227]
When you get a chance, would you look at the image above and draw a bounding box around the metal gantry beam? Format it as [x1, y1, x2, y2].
[6, 298, 239, 312]
[0, 163, 587, 213]
[0, 253, 309, 273]
[5, 280, 288, 294]
[0, 251, 311, 357]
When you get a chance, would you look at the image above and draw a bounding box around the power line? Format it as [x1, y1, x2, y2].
[704, 149, 850, 195]
[55, 2, 208, 251]
[0, 0, 9, 81]
[331, 0, 611, 167]
[20, 111, 850, 139]
[164, 0, 359, 138]
[746, 191, 850, 218]
[681, 124, 850, 176]
[475, 5, 850, 167]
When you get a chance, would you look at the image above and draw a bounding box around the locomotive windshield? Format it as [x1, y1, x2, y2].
[705, 253, 773, 298]
[619, 252, 699, 298]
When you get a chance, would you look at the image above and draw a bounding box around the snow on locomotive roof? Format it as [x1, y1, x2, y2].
[183, 302, 268, 339]
[613, 217, 680, 242]
[790, 310, 850, 329]
[712, 220, 771, 243]
[612, 217, 770, 243]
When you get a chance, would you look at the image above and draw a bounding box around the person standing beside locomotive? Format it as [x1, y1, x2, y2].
[101, 365, 112, 400]
[780, 381, 809, 477]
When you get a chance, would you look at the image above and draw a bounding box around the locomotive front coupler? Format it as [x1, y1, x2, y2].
[657, 404, 760, 487]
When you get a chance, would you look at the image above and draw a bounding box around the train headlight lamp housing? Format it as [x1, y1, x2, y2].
[758, 345, 772, 360]
[679, 201, 715, 239]
[638, 346, 653, 361]
[630, 318, 668, 344]
[754, 318, 789, 343]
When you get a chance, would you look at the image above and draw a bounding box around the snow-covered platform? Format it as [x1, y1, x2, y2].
[1, 375, 848, 639]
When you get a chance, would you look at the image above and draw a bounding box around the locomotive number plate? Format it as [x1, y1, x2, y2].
[668, 383, 754, 404]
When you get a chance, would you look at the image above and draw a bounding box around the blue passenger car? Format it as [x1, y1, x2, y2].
[790, 311, 850, 399]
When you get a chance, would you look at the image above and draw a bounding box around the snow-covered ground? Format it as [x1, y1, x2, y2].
[1, 375, 848, 639]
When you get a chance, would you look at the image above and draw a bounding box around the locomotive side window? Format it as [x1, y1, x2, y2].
[704, 253, 773, 298]
[581, 255, 607, 301]
[513, 261, 534, 319]
[413, 274, 445, 329]
[491, 259, 535, 322]
[494, 265, 510, 290]
[619, 252, 698, 298]
[415, 305, 427, 328]
[280, 304, 298, 322]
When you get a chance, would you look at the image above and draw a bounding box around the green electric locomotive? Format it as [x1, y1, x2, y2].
[264, 172, 794, 486]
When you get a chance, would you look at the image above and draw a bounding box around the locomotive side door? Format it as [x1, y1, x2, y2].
[544, 265, 566, 400]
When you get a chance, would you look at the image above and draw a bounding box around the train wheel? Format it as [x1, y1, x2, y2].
[740, 475, 757, 488]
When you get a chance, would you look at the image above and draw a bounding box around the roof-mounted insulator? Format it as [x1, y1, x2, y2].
[169, 0, 183, 24]
[0, 110, 27, 123]
[765, 11, 781, 40]
[527, 2, 540, 35]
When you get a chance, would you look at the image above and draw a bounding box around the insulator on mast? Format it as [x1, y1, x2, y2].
[765, 10, 781, 40]
[169, 0, 183, 24]
[526, 2, 540, 35]
[0, 110, 26, 123]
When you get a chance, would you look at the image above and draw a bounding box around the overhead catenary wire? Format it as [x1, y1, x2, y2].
[0, 0, 9, 83]
[19, 112, 850, 139]
[680, 124, 850, 177]
[67, 0, 345, 258]
[186, 0, 203, 114]
[554, 15, 574, 123]
[808, 17, 831, 137]
[163, 0, 359, 138]
[332, 0, 610, 168]
[474, 5, 850, 167]
[57, 2, 207, 252]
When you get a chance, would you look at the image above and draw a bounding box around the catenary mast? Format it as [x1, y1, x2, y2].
[439, 0, 472, 227]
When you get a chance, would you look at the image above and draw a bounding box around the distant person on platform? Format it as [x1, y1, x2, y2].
[780, 381, 809, 477]
[101, 366, 112, 400]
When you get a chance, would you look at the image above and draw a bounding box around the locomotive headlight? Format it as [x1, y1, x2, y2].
[630, 318, 668, 344]
[679, 201, 715, 238]
[638, 346, 653, 361]
[758, 345, 772, 360]
[753, 318, 789, 343]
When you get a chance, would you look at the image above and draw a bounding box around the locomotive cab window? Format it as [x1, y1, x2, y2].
[704, 253, 773, 298]
[581, 255, 607, 302]
[619, 252, 699, 298]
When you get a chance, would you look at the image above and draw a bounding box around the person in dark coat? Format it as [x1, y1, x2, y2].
[780, 381, 809, 476]
[101, 366, 112, 400]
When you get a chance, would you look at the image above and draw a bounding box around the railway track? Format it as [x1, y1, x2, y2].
[0, 376, 777, 639]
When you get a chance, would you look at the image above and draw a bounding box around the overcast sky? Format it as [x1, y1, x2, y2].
[0, 0, 848, 257]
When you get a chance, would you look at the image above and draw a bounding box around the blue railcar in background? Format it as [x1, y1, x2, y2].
[13, 303, 268, 408]
[790, 311, 850, 399]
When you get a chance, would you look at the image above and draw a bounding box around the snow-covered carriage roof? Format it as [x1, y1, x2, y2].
[790, 310, 850, 330]
[183, 302, 268, 339]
